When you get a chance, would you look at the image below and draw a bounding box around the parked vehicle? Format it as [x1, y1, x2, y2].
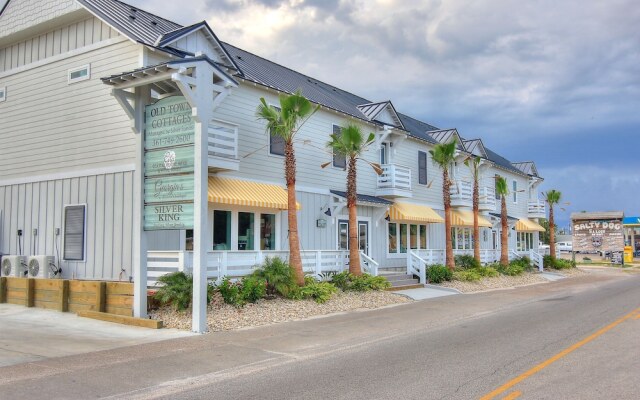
[556, 242, 572, 252]
[539, 244, 550, 251]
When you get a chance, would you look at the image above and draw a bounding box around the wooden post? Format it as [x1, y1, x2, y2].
[96, 281, 106, 312]
[26, 278, 35, 307]
[0, 277, 6, 303]
[59, 280, 69, 312]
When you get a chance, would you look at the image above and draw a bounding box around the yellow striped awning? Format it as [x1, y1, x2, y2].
[388, 203, 445, 224]
[208, 177, 299, 210]
[449, 210, 493, 228]
[516, 218, 545, 232]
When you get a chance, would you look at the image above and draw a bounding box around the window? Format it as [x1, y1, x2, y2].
[418, 151, 427, 185]
[213, 210, 231, 250]
[268, 106, 285, 156]
[387, 222, 428, 254]
[380, 143, 388, 165]
[332, 125, 346, 169]
[238, 212, 255, 250]
[260, 213, 276, 250]
[63, 205, 86, 261]
[451, 227, 475, 250]
[517, 232, 534, 251]
[68, 64, 91, 84]
[512, 180, 517, 203]
[0, 86, 6, 102]
[338, 220, 349, 250]
[495, 174, 501, 200]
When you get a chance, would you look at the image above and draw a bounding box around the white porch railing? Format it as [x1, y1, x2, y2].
[528, 200, 546, 218]
[147, 250, 349, 287]
[377, 164, 412, 192]
[407, 250, 427, 284]
[509, 250, 520, 261]
[208, 123, 238, 160]
[415, 249, 445, 265]
[478, 186, 496, 211]
[415, 249, 501, 265]
[529, 249, 544, 272]
[450, 180, 472, 206]
[360, 251, 379, 276]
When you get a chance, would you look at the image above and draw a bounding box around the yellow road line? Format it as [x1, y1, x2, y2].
[501, 391, 522, 400]
[480, 307, 640, 400]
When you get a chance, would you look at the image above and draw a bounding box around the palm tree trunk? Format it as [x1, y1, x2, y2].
[473, 178, 480, 264]
[549, 204, 556, 262]
[500, 196, 509, 266]
[347, 156, 361, 275]
[443, 169, 455, 270]
[284, 141, 304, 286]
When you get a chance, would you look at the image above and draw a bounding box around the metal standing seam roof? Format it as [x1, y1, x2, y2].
[71, 0, 532, 178]
[489, 212, 519, 221]
[330, 190, 392, 206]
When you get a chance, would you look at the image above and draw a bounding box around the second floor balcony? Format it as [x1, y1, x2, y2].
[376, 164, 412, 198]
[528, 200, 546, 218]
[478, 186, 496, 211]
[449, 180, 472, 207]
[208, 122, 239, 171]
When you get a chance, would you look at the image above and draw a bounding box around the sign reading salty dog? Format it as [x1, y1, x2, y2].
[144, 96, 195, 230]
[572, 220, 624, 256]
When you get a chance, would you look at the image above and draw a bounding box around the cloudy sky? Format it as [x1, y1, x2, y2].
[9, 0, 639, 226]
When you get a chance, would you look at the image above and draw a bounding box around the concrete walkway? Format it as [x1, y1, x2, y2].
[0, 304, 192, 368]
[393, 284, 460, 300]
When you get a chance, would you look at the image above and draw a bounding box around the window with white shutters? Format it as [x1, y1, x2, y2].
[418, 151, 427, 185]
[63, 205, 86, 261]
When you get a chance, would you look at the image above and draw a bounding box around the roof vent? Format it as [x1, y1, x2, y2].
[151, 21, 158, 26]
[236, 55, 242, 60]
[129, 15, 136, 20]
[131, 7, 137, 12]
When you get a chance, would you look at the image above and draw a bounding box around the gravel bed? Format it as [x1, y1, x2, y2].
[151, 291, 412, 332]
[438, 267, 589, 293]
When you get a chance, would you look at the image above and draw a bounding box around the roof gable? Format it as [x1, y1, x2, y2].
[512, 161, 539, 177]
[427, 128, 463, 146]
[462, 139, 488, 158]
[156, 21, 240, 72]
[356, 101, 405, 129]
[0, 0, 82, 40]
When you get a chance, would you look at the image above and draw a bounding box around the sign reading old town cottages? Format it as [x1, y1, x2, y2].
[571, 212, 624, 256]
[143, 96, 195, 230]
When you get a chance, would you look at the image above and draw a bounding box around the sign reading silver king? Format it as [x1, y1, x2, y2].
[143, 96, 195, 230]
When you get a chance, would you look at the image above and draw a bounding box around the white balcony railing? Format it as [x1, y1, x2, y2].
[478, 186, 496, 211]
[376, 164, 412, 197]
[208, 123, 239, 170]
[450, 180, 472, 206]
[528, 200, 546, 218]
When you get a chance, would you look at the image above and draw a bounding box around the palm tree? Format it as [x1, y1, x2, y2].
[324, 124, 380, 275]
[256, 90, 319, 286]
[464, 156, 482, 264]
[495, 177, 510, 266]
[544, 190, 562, 263]
[430, 139, 458, 270]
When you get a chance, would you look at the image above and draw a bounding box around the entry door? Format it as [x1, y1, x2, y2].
[338, 219, 370, 255]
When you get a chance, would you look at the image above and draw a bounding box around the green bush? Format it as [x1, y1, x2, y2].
[299, 279, 338, 303]
[426, 264, 453, 283]
[453, 269, 482, 282]
[455, 254, 481, 270]
[475, 266, 500, 278]
[219, 276, 268, 307]
[154, 272, 215, 311]
[251, 257, 298, 297]
[497, 263, 525, 276]
[218, 277, 243, 306]
[543, 255, 576, 270]
[330, 272, 391, 292]
[511, 256, 531, 269]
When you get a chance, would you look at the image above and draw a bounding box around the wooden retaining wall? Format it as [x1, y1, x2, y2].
[0, 277, 133, 316]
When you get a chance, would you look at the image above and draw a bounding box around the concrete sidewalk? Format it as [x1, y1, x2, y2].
[393, 284, 460, 300]
[0, 304, 192, 368]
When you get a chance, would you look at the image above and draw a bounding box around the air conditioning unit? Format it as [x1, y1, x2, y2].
[27, 256, 62, 279]
[1, 255, 28, 277]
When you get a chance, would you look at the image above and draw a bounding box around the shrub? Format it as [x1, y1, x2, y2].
[475, 266, 500, 278]
[543, 255, 554, 269]
[241, 275, 267, 303]
[154, 272, 215, 311]
[543, 255, 576, 270]
[426, 264, 453, 283]
[454, 269, 482, 282]
[502, 263, 525, 276]
[330, 272, 391, 292]
[251, 257, 298, 297]
[455, 254, 481, 270]
[299, 279, 338, 303]
[218, 277, 243, 307]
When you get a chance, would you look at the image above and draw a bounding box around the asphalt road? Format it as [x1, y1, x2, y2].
[1, 269, 638, 399]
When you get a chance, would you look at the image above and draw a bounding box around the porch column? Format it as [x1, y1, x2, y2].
[133, 86, 150, 318]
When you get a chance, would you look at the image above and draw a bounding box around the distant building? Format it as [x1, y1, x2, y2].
[623, 216, 640, 256]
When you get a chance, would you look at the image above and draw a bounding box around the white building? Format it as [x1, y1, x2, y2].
[0, 0, 547, 328]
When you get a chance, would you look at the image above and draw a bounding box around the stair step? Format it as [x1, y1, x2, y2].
[386, 283, 424, 291]
[383, 274, 415, 282]
[389, 279, 420, 287]
[378, 266, 407, 273]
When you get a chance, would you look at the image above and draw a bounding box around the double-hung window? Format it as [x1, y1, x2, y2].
[388, 222, 428, 254]
[418, 151, 427, 185]
[332, 125, 346, 169]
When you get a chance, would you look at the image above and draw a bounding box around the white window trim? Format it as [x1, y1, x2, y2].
[451, 227, 475, 250]
[512, 180, 518, 204]
[418, 150, 428, 186]
[68, 64, 91, 84]
[62, 204, 87, 262]
[0, 86, 6, 102]
[386, 221, 428, 258]
[210, 205, 282, 251]
[266, 103, 285, 158]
